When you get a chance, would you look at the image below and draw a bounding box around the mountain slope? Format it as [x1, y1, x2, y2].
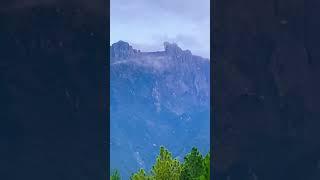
[110, 41, 210, 179]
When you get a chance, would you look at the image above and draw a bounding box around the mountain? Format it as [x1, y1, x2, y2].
[110, 41, 210, 178]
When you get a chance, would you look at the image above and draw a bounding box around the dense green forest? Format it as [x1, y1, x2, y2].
[111, 146, 210, 180]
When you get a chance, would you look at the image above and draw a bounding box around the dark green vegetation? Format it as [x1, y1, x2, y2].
[111, 146, 210, 180]
[111, 170, 121, 180]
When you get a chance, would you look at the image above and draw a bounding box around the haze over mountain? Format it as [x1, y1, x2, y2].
[110, 41, 210, 179]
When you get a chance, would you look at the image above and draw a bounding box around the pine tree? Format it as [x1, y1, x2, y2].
[181, 147, 204, 179]
[129, 146, 210, 180]
[200, 153, 210, 180]
[130, 169, 152, 180]
[151, 146, 182, 180]
[111, 170, 121, 180]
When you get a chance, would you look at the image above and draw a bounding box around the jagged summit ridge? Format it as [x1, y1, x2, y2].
[110, 41, 194, 60]
[110, 40, 209, 75]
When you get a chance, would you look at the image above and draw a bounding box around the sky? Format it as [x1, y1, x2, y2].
[110, 0, 210, 58]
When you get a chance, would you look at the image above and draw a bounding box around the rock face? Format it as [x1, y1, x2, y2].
[110, 41, 210, 179]
[110, 40, 138, 60]
[214, 0, 320, 179]
[0, 2, 107, 180]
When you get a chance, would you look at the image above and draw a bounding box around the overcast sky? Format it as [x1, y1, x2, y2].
[110, 0, 210, 58]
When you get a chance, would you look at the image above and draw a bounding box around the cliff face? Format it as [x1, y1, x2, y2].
[0, 2, 107, 180]
[214, 0, 320, 179]
[110, 41, 210, 179]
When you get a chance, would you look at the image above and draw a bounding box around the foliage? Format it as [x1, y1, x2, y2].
[111, 170, 121, 180]
[114, 146, 210, 180]
[181, 147, 204, 179]
[131, 169, 151, 180]
[151, 146, 182, 180]
[201, 153, 210, 180]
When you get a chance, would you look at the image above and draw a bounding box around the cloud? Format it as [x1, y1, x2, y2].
[111, 0, 209, 21]
[111, 0, 210, 58]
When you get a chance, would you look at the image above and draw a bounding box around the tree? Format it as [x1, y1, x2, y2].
[129, 146, 210, 180]
[181, 147, 204, 179]
[200, 153, 210, 180]
[111, 170, 121, 180]
[130, 169, 152, 180]
[151, 146, 182, 180]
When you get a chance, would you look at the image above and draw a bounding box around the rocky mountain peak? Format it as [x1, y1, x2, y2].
[164, 42, 182, 52]
[163, 42, 192, 58]
[110, 40, 138, 59]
